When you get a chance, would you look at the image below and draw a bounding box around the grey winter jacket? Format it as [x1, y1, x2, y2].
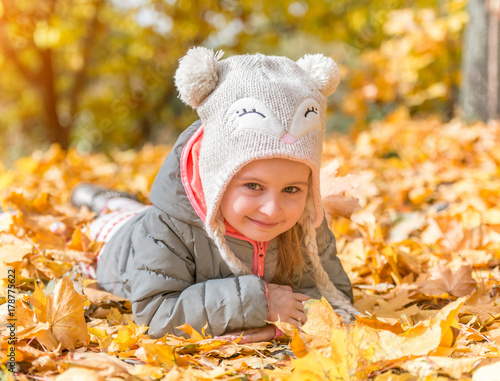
[96, 120, 353, 338]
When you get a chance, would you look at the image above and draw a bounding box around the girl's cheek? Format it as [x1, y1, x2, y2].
[232, 196, 253, 213]
[289, 196, 308, 211]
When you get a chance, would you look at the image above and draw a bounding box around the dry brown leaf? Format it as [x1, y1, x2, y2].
[373, 290, 421, 319]
[322, 195, 361, 221]
[83, 282, 132, 307]
[401, 356, 481, 379]
[417, 263, 477, 297]
[55, 368, 105, 381]
[61, 352, 136, 380]
[320, 160, 362, 221]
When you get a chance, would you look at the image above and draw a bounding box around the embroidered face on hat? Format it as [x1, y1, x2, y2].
[174, 47, 340, 235]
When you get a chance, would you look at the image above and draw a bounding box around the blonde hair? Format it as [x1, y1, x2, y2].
[271, 180, 313, 287]
[271, 224, 307, 287]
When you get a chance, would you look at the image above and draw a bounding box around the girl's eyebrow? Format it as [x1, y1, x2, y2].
[237, 176, 309, 186]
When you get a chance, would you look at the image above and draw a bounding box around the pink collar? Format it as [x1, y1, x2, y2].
[179, 125, 241, 236]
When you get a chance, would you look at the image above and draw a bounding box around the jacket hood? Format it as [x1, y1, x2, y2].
[149, 120, 205, 228]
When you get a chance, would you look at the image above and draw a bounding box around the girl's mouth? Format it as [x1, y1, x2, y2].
[247, 217, 279, 228]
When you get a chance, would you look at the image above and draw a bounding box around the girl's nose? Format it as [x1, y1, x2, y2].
[259, 195, 282, 217]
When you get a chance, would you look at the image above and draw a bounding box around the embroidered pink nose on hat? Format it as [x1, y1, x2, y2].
[174, 48, 357, 322]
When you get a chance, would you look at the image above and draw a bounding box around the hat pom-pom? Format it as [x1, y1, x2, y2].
[175, 47, 224, 108]
[296, 54, 340, 97]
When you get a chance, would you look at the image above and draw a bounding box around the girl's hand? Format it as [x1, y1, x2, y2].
[267, 283, 310, 327]
[216, 324, 276, 343]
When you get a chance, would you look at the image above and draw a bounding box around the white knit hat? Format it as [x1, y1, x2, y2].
[175, 47, 357, 322]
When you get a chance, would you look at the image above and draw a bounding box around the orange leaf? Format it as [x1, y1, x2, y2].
[176, 323, 205, 342]
[356, 316, 404, 335]
[290, 329, 308, 358]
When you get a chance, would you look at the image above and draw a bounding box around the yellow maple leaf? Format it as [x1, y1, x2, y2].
[301, 297, 343, 336]
[30, 255, 73, 279]
[374, 297, 465, 361]
[134, 343, 177, 368]
[108, 320, 149, 353]
[291, 326, 372, 381]
[17, 277, 89, 351]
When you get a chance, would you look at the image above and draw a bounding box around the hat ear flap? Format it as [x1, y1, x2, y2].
[296, 54, 340, 97]
[175, 47, 224, 108]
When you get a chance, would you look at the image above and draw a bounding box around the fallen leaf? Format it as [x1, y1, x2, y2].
[134, 343, 177, 368]
[18, 277, 89, 351]
[418, 263, 477, 297]
[55, 368, 105, 381]
[401, 356, 482, 379]
[374, 297, 465, 361]
[290, 329, 308, 358]
[177, 323, 206, 342]
[473, 361, 500, 381]
[301, 297, 343, 336]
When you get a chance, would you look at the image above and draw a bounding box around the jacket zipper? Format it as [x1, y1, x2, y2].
[253, 241, 267, 278]
[223, 230, 269, 278]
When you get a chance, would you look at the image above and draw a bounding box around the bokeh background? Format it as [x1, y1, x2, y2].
[0, 0, 494, 165]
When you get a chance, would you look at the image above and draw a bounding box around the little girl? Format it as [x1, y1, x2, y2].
[72, 47, 358, 342]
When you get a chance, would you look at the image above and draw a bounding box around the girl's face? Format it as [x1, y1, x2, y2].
[220, 158, 311, 242]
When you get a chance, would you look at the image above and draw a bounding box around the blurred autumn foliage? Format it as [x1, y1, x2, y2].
[0, 0, 467, 163]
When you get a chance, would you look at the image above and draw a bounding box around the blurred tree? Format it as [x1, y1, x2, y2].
[0, 0, 268, 159]
[461, 0, 489, 122]
[461, 0, 499, 122]
[0, 0, 104, 148]
[0, 0, 468, 162]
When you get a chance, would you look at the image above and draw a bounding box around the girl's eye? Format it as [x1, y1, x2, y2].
[245, 183, 262, 190]
[283, 186, 299, 194]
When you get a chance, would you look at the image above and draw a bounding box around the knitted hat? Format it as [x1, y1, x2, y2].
[175, 47, 357, 322]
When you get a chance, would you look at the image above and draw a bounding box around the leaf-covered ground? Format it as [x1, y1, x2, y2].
[1, 117, 500, 380]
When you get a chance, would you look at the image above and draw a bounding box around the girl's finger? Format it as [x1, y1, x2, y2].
[214, 334, 240, 341]
[239, 326, 275, 343]
[295, 311, 308, 323]
[294, 293, 311, 302]
[287, 310, 307, 326]
[287, 318, 303, 328]
[293, 300, 307, 313]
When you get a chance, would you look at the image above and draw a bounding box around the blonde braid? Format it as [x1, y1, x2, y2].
[207, 217, 251, 276]
[301, 201, 359, 323]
